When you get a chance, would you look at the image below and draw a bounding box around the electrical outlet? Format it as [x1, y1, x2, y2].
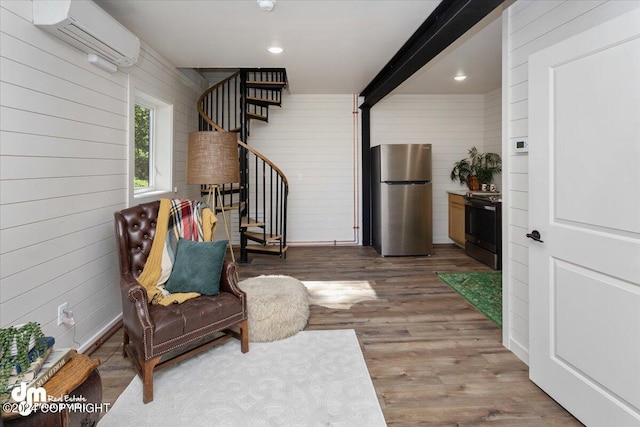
[57, 302, 68, 326]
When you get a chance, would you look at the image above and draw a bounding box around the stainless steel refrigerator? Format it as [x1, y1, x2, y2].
[371, 144, 433, 256]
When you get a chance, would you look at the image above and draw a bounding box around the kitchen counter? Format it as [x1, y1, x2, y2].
[447, 189, 501, 197]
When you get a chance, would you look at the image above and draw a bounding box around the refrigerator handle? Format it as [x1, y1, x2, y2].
[384, 181, 431, 185]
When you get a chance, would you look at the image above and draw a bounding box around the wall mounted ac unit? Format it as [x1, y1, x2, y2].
[33, 0, 140, 68]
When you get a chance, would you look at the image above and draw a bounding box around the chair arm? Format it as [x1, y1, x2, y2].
[120, 274, 154, 331]
[219, 261, 244, 299]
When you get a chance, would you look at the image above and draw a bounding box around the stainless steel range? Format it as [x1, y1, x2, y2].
[464, 192, 502, 270]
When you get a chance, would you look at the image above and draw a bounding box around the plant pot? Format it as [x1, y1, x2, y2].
[467, 175, 480, 191]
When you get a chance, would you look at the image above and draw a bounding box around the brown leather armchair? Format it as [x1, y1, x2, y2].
[114, 201, 248, 403]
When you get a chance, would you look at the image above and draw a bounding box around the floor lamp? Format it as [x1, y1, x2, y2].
[186, 131, 240, 265]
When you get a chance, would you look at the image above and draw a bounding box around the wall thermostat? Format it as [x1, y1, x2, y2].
[514, 138, 528, 153]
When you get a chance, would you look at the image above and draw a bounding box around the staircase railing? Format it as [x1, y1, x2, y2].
[196, 69, 289, 261]
[197, 71, 241, 133]
[238, 140, 288, 260]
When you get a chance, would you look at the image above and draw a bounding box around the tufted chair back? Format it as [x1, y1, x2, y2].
[114, 200, 160, 280]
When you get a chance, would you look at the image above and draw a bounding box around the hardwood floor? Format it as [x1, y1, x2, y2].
[93, 245, 582, 426]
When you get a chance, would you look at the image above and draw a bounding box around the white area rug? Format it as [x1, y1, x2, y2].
[98, 330, 386, 427]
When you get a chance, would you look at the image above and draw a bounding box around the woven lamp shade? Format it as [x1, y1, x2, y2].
[187, 131, 240, 185]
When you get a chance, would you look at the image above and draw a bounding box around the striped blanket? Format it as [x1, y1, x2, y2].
[138, 199, 217, 305]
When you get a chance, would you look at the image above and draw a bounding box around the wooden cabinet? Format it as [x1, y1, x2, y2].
[448, 193, 466, 248]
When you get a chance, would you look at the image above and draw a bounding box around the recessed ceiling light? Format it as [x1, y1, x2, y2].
[454, 75, 467, 81]
[268, 46, 283, 54]
[257, 0, 276, 12]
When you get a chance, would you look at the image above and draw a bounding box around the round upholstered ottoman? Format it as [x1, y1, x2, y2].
[238, 275, 309, 342]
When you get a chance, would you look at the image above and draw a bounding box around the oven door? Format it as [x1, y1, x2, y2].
[465, 199, 497, 253]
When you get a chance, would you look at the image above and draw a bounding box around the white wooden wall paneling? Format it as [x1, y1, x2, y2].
[509, 81, 527, 103]
[4, 229, 118, 278]
[510, 1, 605, 51]
[63, 279, 120, 335]
[484, 88, 502, 156]
[135, 44, 198, 97]
[509, 190, 528, 211]
[0, 58, 126, 113]
[2, 157, 125, 180]
[0, 131, 125, 159]
[1, 206, 122, 254]
[248, 95, 357, 244]
[0, 1, 201, 351]
[1, 255, 118, 330]
[509, 100, 527, 121]
[509, 2, 623, 67]
[509, 1, 564, 33]
[1, 175, 124, 205]
[1, 222, 114, 279]
[0, 107, 126, 144]
[0, 82, 126, 130]
[0, 231, 115, 296]
[1, 189, 124, 229]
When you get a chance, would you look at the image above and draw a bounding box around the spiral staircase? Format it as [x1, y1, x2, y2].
[197, 68, 288, 262]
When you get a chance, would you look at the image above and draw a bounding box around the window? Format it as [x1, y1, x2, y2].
[132, 90, 173, 198]
[134, 104, 153, 189]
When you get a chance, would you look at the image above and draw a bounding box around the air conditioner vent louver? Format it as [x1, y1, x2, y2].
[58, 23, 132, 65]
[33, 0, 140, 68]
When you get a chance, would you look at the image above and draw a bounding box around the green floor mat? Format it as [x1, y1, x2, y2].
[436, 271, 502, 327]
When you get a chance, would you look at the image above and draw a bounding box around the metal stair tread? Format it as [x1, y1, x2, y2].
[245, 81, 287, 90]
[215, 201, 245, 212]
[245, 80, 286, 86]
[201, 185, 244, 197]
[245, 244, 289, 255]
[246, 96, 281, 107]
[244, 231, 282, 243]
[247, 112, 268, 121]
[241, 217, 266, 228]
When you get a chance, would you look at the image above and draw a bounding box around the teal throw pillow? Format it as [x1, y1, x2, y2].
[165, 238, 228, 296]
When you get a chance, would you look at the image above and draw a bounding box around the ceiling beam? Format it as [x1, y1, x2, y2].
[359, 0, 506, 108]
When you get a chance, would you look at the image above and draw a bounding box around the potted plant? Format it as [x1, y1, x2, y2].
[450, 146, 502, 191]
[0, 322, 46, 400]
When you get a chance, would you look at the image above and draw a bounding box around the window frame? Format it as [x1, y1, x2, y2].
[128, 85, 174, 205]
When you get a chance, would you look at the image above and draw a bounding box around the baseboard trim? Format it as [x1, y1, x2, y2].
[81, 315, 123, 356]
[508, 338, 529, 366]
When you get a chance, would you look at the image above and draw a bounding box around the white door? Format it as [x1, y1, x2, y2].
[528, 8, 640, 427]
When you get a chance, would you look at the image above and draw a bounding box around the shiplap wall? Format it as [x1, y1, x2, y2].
[484, 88, 502, 191]
[371, 94, 491, 244]
[222, 91, 501, 247]
[0, 1, 201, 349]
[246, 95, 358, 244]
[503, 0, 639, 363]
